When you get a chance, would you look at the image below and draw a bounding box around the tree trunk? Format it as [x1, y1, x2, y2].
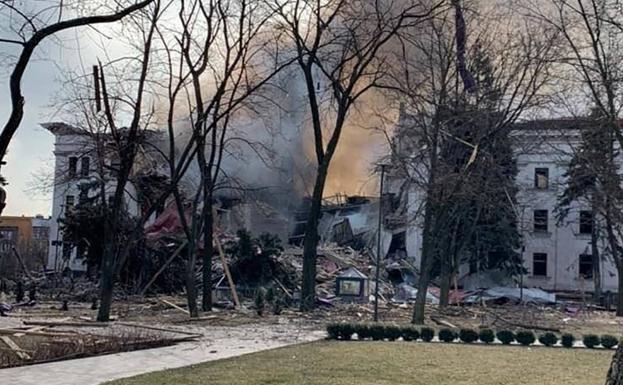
[439, 257, 451, 308]
[606, 345, 623, 385]
[412, 205, 435, 324]
[591, 210, 602, 302]
[96, 243, 115, 322]
[300, 164, 329, 312]
[617, 268, 623, 318]
[185, 242, 199, 318]
[202, 195, 213, 312]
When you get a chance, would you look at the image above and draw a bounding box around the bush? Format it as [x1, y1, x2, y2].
[356, 324, 371, 340]
[538, 332, 558, 347]
[459, 329, 479, 344]
[561, 333, 575, 348]
[401, 326, 420, 342]
[326, 323, 355, 340]
[516, 331, 536, 346]
[601, 335, 619, 349]
[583, 334, 600, 349]
[420, 327, 435, 342]
[369, 324, 386, 341]
[496, 330, 515, 345]
[327, 323, 340, 340]
[384, 325, 402, 341]
[479, 329, 495, 344]
[439, 328, 458, 343]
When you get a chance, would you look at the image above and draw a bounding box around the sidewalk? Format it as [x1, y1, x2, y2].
[1, 323, 325, 385]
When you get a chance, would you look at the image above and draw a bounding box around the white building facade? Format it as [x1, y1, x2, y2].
[44, 123, 141, 272]
[392, 118, 619, 293]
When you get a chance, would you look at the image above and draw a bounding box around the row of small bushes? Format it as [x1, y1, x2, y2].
[326, 323, 620, 349]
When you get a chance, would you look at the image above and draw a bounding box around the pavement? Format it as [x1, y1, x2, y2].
[1, 322, 325, 385]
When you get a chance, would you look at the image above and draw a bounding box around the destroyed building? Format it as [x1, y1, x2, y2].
[387, 113, 623, 293]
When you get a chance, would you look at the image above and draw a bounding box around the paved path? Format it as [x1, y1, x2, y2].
[2, 323, 325, 385]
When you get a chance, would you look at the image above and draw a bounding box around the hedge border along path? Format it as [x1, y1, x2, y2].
[326, 323, 621, 350]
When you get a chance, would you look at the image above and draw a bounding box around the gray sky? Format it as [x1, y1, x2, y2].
[0, 27, 101, 217]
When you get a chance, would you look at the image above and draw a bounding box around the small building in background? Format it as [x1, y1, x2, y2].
[0, 215, 50, 278]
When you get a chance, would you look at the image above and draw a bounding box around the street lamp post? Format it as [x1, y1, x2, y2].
[374, 164, 387, 322]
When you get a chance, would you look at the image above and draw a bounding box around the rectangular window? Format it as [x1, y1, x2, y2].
[579, 254, 594, 279]
[579, 210, 593, 234]
[535, 168, 549, 189]
[533, 210, 548, 232]
[68, 157, 78, 178]
[65, 195, 75, 207]
[533, 253, 547, 276]
[80, 157, 90, 177]
[32, 226, 49, 240]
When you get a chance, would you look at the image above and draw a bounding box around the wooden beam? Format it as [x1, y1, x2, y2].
[160, 299, 190, 315]
[23, 320, 109, 327]
[0, 336, 31, 360]
[214, 235, 241, 308]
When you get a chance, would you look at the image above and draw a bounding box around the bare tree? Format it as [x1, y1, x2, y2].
[0, 1, 155, 208]
[269, 0, 442, 311]
[382, 0, 558, 323]
[153, 0, 289, 316]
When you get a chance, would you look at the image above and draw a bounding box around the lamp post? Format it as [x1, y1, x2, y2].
[374, 164, 387, 322]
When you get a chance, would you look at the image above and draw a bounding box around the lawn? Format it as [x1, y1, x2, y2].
[106, 341, 613, 385]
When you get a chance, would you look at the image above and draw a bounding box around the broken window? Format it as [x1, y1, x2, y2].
[532, 253, 547, 276]
[80, 157, 90, 177]
[579, 254, 593, 279]
[579, 210, 593, 234]
[68, 156, 78, 178]
[534, 167, 549, 189]
[533, 210, 548, 232]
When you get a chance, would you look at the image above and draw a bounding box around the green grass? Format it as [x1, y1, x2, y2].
[106, 341, 613, 385]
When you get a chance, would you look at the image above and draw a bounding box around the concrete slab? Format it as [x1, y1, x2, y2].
[1, 323, 325, 385]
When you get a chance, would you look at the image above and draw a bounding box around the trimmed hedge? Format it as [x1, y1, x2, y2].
[459, 329, 479, 344]
[439, 328, 458, 343]
[384, 325, 402, 341]
[561, 333, 575, 348]
[401, 327, 420, 342]
[420, 327, 435, 342]
[583, 334, 600, 349]
[496, 330, 515, 345]
[601, 335, 619, 349]
[479, 329, 495, 344]
[369, 324, 386, 341]
[538, 332, 558, 347]
[325, 323, 619, 350]
[326, 323, 354, 340]
[516, 331, 536, 346]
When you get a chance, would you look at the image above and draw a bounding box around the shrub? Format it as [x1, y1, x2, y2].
[479, 329, 495, 344]
[369, 324, 386, 341]
[401, 326, 420, 342]
[420, 327, 435, 342]
[327, 323, 340, 340]
[538, 332, 558, 347]
[601, 335, 619, 349]
[459, 329, 479, 344]
[356, 324, 372, 340]
[516, 331, 536, 346]
[583, 334, 600, 349]
[384, 325, 402, 341]
[496, 330, 515, 345]
[439, 328, 458, 343]
[561, 333, 575, 348]
[326, 323, 355, 340]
